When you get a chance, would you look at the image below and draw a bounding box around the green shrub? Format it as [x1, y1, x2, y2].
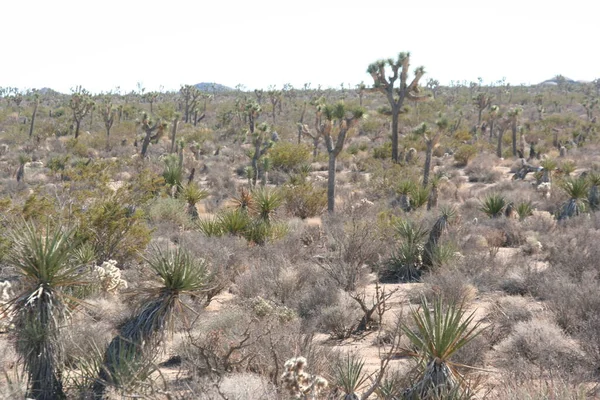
[283, 183, 327, 219]
[269, 142, 311, 172]
[373, 142, 392, 159]
[453, 145, 477, 167]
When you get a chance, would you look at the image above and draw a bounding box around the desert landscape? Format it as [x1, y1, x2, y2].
[1, 65, 600, 400]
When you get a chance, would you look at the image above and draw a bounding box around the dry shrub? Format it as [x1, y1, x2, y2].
[186, 373, 278, 400]
[448, 251, 511, 293]
[414, 268, 478, 306]
[485, 296, 534, 345]
[494, 318, 584, 378]
[490, 379, 590, 400]
[317, 291, 361, 339]
[464, 155, 502, 183]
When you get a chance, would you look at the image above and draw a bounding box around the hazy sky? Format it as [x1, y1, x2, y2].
[2, 0, 598, 93]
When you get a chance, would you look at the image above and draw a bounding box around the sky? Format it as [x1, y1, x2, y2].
[2, 0, 598, 94]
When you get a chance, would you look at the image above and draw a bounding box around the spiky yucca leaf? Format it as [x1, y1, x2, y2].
[182, 182, 208, 206]
[479, 194, 506, 218]
[516, 201, 534, 221]
[252, 187, 282, 223]
[402, 296, 483, 399]
[332, 354, 370, 397]
[96, 247, 211, 395]
[561, 177, 589, 200]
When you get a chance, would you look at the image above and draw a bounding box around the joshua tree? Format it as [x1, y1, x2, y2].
[415, 120, 443, 187]
[251, 122, 273, 186]
[139, 113, 167, 158]
[356, 81, 366, 106]
[169, 113, 181, 154]
[142, 91, 159, 114]
[180, 84, 201, 123]
[6, 223, 84, 400]
[100, 97, 116, 151]
[473, 92, 491, 125]
[69, 86, 94, 139]
[296, 101, 307, 144]
[487, 105, 500, 140]
[267, 85, 282, 122]
[321, 101, 364, 212]
[367, 52, 430, 162]
[496, 116, 511, 158]
[28, 92, 39, 139]
[558, 177, 589, 220]
[507, 107, 523, 157]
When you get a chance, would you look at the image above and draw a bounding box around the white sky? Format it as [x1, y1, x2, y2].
[2, 0, 598, 94]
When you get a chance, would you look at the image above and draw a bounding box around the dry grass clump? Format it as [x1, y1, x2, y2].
[494, 318, 584, 378]
[413, 268, 479, 306]
[464, 155, 502, 183]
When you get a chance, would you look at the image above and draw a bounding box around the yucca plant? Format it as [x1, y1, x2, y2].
[218, 209, 251, 236]
[94, 246, 212, 396]
[6, 222, 85, 400]
[479, 193, 506, 218]
[588, 172, 600, 211]
[252, 187, 283, 223]
[560, 160, 576, 176]
[332, 353, 370, 399]
[558, 177, 589, 220]
[423, 206, 457, 269]
[397, 180, 416, 212]
[383, 219, 429, 282]
[162, 154, 183, 192]
[231, 187, 254, 213]
[402, 296, 484, 399]
[196, 216, 224, 237]
[516, 200, 534, 221]
[410, 185, 430, 211]
[182, 182, 208, 220]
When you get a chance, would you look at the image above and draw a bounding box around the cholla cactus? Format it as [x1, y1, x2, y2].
[281, 357, 328, 399]
[282, 358, 328, 397]
[0, 280, 15, 331]
[94, 260, 128, 294]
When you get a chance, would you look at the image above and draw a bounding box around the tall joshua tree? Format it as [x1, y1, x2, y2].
[507, 107, 523, 157]
[100, 96, 116, 151]
[180, 85, 201, 123]
[322, 101, 364, 212]
[69, 86, 94, 139]
[28, 91, 39, 139]
[367, 52, 430, 163]
[487, 105, 500, 140]
[473, 92, 491, 126]
[415, 120, 442, 188]
[139, 113, 167, 158]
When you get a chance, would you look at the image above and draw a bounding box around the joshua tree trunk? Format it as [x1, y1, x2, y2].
[391, 104, 400, 163]
[511, 121, 517, 157]
[74, 120, 81, 139]
[327, 152, 337, 213]
[170, 116, 180, 154]
[423, 140, 433, 187]
[497, 128, 505, 158]
[29, 100, 38, 138]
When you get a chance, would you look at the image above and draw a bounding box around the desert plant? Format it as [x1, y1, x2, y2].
[6, 222, 85, 400]
[69, 86, 94, 139]
[162, 153, 183, 191]
[367, 52, 430, 162]
[516, 201, 534, 221]
[280, 356, 328, 399]
[383, 219, 429, 282]
[283, 182, 327, 219]
[321, 101, 364, 212]
[94, 246, 212, 396]
[587, 172, 600, 211]
[479, 193, 506, 218]
[182, 182, 208, 219]
[332, 353, 369, 399]
[423, 206, 457, 269]
[252, 187, 283, 223]
[558, 177, 589, 220]
[454, 145, 477, 167]
[402, 296, 484, 399]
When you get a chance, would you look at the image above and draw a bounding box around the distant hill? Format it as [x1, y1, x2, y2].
[539, 76, 578, 86]
[194, 82, 233, 92]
